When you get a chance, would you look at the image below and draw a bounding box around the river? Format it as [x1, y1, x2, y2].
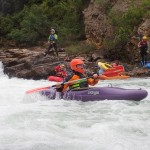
[0, 62, 150, 150]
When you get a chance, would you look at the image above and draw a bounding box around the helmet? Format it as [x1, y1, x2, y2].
[98, 62, 103, 68]
[70, 59, 85, 73]
[51, 29, 55, 34]
[143, 36, 147, 40]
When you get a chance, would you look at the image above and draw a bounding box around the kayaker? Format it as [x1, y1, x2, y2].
[97, 62, 112, 75]
[55, 58, 99, 94]
[138, 36, 148, 66]
[55, 64, 67, 78]
[44, 28, 58, 57]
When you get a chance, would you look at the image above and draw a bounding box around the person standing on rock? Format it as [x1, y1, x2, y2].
[44, 28, 58, 57]
[138, 36, 148, 66]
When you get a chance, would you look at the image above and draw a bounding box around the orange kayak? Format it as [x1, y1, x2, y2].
[102, 65, 125, 77]
[99, 75, 130, 80]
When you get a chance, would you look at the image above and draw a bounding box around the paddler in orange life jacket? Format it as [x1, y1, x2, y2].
[55, 64, 67, 78]
[44, 28, 58, 57]
[55, 58, 99, 92]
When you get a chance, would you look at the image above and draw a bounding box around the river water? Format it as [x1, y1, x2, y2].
[0, 62, 150, 150]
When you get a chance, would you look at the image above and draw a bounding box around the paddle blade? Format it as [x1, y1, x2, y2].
[26, 86, 50, 94]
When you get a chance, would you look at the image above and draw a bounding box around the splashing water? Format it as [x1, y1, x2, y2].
[0, 61, 150, 150]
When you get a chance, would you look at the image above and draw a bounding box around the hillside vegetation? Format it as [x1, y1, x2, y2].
[0, 0, 89, 46]
[0, 0, 149, 59]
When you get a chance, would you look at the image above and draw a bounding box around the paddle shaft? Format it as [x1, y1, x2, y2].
[26, 76, 94, 94]
[52, 76, 94, 87]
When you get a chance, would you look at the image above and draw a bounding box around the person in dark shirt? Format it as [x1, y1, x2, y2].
[138, 36, 148, 66]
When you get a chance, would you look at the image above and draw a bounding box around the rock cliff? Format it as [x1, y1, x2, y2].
[0, 0, 150, 79]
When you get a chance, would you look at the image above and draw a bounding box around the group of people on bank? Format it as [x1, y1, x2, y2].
[44, 27, 149, 66]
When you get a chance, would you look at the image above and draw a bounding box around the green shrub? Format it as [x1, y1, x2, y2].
[0, 15, 14, 37]
[8, 29, 38, 45]
[65, 41, 96, 55]
[109, 0, 148, 43]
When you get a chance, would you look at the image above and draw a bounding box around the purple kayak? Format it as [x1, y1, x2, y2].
[40, 86, 148, 102]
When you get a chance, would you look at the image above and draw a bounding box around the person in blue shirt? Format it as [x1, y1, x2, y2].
[44, 28, 58, 57]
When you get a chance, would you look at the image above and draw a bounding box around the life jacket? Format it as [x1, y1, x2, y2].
[139, 41, 148, 52]
[50, 35, 55, 41]
[69, 75, 88, 90]
[55, 70, 99, 92]
[64, 73, 88, 90]
[49, 34, 58, 42]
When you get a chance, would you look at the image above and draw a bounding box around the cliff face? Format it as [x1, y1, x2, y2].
[83, 0, 149, 51]
[83, 1, 114, 49]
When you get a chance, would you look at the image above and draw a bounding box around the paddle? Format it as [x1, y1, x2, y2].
[26, 76, 94, 94]
[26, 73, 130, 94]
[26, 86, 51, 94]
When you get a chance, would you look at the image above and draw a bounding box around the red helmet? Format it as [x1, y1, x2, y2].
[70, 59, 85, 73]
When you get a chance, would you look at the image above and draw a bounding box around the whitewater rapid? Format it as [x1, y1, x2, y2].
[0, 62, 150, 150]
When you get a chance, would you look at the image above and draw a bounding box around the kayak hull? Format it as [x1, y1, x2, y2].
[102, 65, 125, 77]
[40, 86, 148, 102]
[100, 75, 130, 80]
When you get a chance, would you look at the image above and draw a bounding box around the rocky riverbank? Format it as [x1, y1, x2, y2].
[0, 46, 150, 80]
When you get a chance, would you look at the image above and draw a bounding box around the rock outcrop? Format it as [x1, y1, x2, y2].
[0, 47, 150, 79]
[83, 0, 150, 62]
[0, 48, 67, 79]
[0, 0, 150, 79]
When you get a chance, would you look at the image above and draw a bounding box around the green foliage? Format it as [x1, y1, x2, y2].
[0, 15, 14, 37]
[9, 5, 49, 45]
[8, 29, 39, 45]
[48, 0, 85, 42]
[66, 41, 96, 55]
[103, 37, 117, 51]
[21, 5, 49, 36]
[109, 0, 148, 43]
[95, 0, 112, 13]
[0, 0, 87, 46]
[0, 0, 148, 49]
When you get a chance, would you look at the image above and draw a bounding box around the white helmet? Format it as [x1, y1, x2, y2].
[51, 29, 55, 33]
